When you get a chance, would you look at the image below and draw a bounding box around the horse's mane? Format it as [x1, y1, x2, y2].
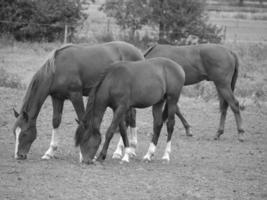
[21, 44, 76, 114]
[143, 44, 157, 57]
[75, 69, 109, 146]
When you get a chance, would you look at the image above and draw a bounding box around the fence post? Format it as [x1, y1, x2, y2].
[64, 24, 68, 44]
[107, 18, 110, 33]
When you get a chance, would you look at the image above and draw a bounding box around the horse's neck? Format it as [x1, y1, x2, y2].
[85, 105, 106, 132]
[21, 71, 52, 120]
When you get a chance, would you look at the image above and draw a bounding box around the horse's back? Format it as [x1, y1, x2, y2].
[50, 41, 143, 96]
[145, 44, 235, 85]
[106, 58, 185, 107]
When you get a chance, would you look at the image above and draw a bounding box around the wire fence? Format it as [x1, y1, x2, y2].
[1, 17, 267, 44]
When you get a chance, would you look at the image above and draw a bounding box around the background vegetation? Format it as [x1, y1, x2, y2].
[0, 0, 91, 42]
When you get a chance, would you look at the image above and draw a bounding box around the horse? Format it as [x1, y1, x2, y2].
[12, 41, 144, 160]
[112, 43, 244, 159]
[75, 57, 185, 164]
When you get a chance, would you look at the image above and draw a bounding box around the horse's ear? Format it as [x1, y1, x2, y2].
[22, 111, 29, 122]
[13, 108, 19, 118]
[75, 118, 80, 125]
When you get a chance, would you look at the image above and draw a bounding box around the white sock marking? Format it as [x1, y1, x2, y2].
[143, 142, 156, 161]
[162, 141, 171, 161]
[113, 127, 130, 158]
[112, 136, 124, 159]
[42, 128, 59, 159]
[14, 127, 21, 158]
[129, 127, 138, 147]
[121, 147, 131, 162]
[79, 151, 83, 163]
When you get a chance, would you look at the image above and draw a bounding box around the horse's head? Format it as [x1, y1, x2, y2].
[13, 109, 37, 160]
[75, 120, 101, 164]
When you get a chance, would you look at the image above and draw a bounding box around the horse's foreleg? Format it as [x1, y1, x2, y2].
[97, 105, 127, 162]
[69, 92, 85, 162]
[42, 97, 64, 159]
[175, 105, 192, 136]
[112, 135, 125, 159]
[143, 102, 164, 162]
[112, 108, 138, 159]
[119, 121, 134, 163]
[126, 108, 138, 156]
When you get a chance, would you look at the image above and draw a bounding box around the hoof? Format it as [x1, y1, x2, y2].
[112, 153, 122, 160]
[214, 130, 223, 140]
[186, 131, 193, 137]
[82, 160, 94, 165]
[41, 154, 55, 160]
[143, 155, 153, 163]
[238, 134, 245, 142]
[120, 158, 129, 164]
[143, 158, 151, 163]
[128, 148, 137, 158]
[162, 158, 170, 164]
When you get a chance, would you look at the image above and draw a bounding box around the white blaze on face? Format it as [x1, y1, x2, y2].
[14, 127, 21, 158]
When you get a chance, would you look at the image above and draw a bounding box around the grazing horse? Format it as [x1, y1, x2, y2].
[12, 41, 144, 160]
[75, 57, 185, 164]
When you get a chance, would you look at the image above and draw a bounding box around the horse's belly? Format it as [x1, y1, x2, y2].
[184, 71, 207, 85]
[131, 86, 165, 108]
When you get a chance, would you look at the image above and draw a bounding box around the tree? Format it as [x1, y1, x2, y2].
[100, 0, 150, 39]
[239, 0, 244, 6]
[101, 0, 223, 44]
[0, 0, 90, 42]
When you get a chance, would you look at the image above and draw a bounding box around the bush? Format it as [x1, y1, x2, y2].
[0, 0, 89, 42]
[0, 68, 24, 89]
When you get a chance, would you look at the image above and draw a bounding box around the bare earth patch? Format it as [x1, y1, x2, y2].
[0, 87, 266, 200]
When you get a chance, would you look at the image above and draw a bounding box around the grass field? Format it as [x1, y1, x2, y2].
[1, 2, 267, 199]
[0, 40, 267, 199]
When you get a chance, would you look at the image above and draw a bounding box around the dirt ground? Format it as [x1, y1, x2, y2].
[0, 86, 266, 200]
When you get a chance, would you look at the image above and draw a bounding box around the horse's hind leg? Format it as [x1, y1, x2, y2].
[176, 105, 192, 136]
[143, 101, 164, 162]
[162, 99, 177, 163]
[42, 97, 64, 159]
[214, 92, 229, 140]
[216, 86, 244, 141]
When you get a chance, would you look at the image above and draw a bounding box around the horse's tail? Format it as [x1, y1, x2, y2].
[230, 50, 245, 110]
[230, 50, 239, 92]
[75, 70, 108, 147]
[143, 44, 157, 57]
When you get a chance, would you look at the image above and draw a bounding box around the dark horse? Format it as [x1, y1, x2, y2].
[12, 41, 144, 160]
[75, 57, 185, 164]
[144, 44, 244, 141]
